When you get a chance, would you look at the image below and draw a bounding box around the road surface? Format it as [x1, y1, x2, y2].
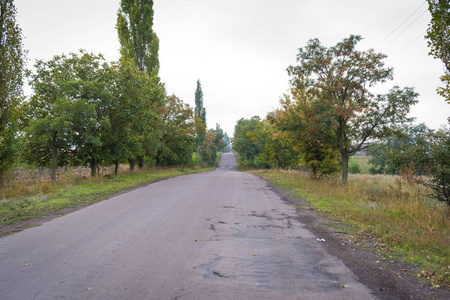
[0, 153, 376, 299]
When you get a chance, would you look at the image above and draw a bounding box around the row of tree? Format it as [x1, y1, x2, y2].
[233, 34, 449, 205]
[0, 0, 229, 184]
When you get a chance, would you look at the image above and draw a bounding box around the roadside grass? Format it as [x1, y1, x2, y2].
[0, 165, 215, 226]
[251, 169, 450, 287]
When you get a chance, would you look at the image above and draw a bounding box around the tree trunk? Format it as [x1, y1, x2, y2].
[114, 160, 119, 176]
[137, 156, 144, 169]
[129, 158, 135, 171]
[341, 152, 349, 185]
[50, 133, 58, 182]
[90, 159, 98, 177]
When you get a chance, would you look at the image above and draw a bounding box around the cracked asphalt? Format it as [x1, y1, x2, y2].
[0, 153, 376, 299]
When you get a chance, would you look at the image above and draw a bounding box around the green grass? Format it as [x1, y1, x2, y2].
[251, 169, 450, 288]
[0, 166, 215, 226]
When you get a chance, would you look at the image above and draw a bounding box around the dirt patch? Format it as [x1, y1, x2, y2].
[0, 203, 90, 238]
[268, 183, 450, 300]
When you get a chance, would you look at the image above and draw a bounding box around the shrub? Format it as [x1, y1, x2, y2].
[349, 162, 362, 174]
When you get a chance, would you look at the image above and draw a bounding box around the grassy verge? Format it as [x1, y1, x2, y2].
[251, 169, 450, 288]
[1, 166, 215, 226]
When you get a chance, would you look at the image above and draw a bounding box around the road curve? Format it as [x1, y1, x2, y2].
[0, 153, 376, 299]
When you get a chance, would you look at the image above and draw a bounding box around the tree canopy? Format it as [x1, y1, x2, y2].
[0, 0, 26, 182]
[426, 0, 450, 106]
[117, 0, 159, 76]
[287, 35, 418, 184]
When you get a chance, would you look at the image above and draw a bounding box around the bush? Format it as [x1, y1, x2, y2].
[349, 162, 362, 174]
[190, 153, 203, 166]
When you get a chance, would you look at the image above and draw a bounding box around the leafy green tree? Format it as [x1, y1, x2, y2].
[26, 51, 114, 178]
[0, 0, 26, 182]
[427, 128, 450, 205]
[426, 0, 450, 105]
[288, 35, 418, 184]
[24, 55, 74, 181]
[248, 114, 300, 169]
[391, 127, 450, 206]
[66, 52, 113, 176]
[368, 123, 432, 175]
[106, 58, 161, 174]
[212, 124, 226, 152]
[112, 58, 164, 171]
[194, 80, 206, 152]
[117, 0, 163, 170]
[275, 95, 340, 178]
[155, 95, 196, 166]
[233, 116, 269, 168]
[117, 0, 159, 76]
[200, 130, 217, 165]
[223, 132, 231, 152]
[194, 80, 206, 124]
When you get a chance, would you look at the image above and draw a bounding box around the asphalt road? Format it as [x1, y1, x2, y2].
[0, 153, 376, 299]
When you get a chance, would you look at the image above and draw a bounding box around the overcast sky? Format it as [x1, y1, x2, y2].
[15, 0, 450, 136]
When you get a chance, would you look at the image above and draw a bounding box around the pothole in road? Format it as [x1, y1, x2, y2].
[213, 271, 229, 278]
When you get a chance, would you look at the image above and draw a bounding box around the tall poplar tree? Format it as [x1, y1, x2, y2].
[117, 0, 159, 76]
[194, 80, 206, 124]
[0, 0, 26, 182]
[194, 80, 206, 149]
[117, 0, 161, 169]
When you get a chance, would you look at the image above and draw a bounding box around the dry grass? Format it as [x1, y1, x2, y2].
[252, 169, 450, 287]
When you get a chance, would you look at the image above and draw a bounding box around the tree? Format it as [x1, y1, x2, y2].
[117, 0, 162, 170]
[194, 80, 206, 151]
[247, 113, 300, 169]
[24, 55, 74, 181]
[275, 94, 340, 178]
[194, 80, 206, 124]
[200, 130, 217, 165]
[391, 127, 450, 206]
[427, 128, 450, 205]
[0, 0, 26, 182]
[106, 58, 161, 174]
[112, 58, 164, 171]
[426, 0, 450, 105]
[367, 123, 432, 175]
[66, 52, 114, 177]
[117, 0, 159, 76]
[233, 116, 269, 168]
[223, 132, 231, 152]
[288, 35, 418, 184]
[155, 95, 196, 166]
[212, 124, 226, 152]
[26, 51, 114, 178]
